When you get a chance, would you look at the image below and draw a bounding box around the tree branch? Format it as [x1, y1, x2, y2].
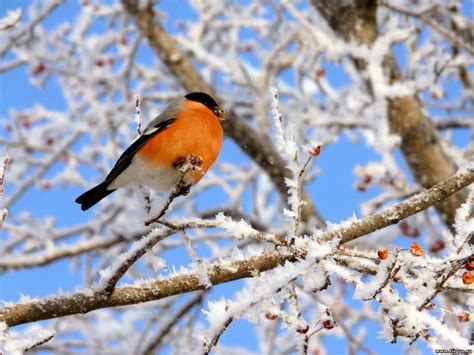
[142, 292, 205, 354]
[311, 0, 467, 231]
[1, 167, 471, 327]
[320, 167, 474, 243]
[97, 228, 175, 294]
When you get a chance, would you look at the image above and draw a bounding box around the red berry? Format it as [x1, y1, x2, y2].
[322, 320, 334, 330]
[462, 271, 474, 285]
[42, 181, 53, 190]
[399, 221, 410, 235]
[265, 312, 278, 320]
[410, 229, 420, 238]
[310, 145, 321, 157]
[410, 242, 424, 257]
[316, 68, 325, 77]
[465, 258, 474, 271]
[32, 63, 46, 76]
[19, 115, 31, 128]
[429, 240, 445, 254]
[377, 249, 388, 260]
[242, 44, 253, 52]
[296, 325, 309, 334]
[458, 311, 470, 322]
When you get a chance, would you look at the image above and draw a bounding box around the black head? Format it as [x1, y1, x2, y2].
[185, 92, 224, 120]
[185, 92, 218, 110]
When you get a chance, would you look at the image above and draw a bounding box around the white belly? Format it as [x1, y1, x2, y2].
[107, 155, 180, 192]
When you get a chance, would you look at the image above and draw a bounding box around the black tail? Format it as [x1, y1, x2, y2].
[75, 182, 116, 211]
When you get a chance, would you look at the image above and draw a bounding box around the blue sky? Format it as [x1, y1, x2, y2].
[1, 1, 471, 353]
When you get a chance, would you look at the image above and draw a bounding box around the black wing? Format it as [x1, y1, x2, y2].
[104, 118, 175, 184]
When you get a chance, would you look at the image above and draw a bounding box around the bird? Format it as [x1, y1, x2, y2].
[76, 92, 224, 211]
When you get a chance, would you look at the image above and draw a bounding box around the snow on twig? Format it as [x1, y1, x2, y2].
[96, 227, 174, 294]
[270, 87, 306, 236]
[134, 94, 142, 135]
[0, 322, 55, 354]
[381, 2, 474, 56]
[0, 9, 22, 31]
[0, 157, 10, 229]
[181, 231, 211, 288]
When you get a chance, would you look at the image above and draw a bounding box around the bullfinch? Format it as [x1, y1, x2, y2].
[76, 92, 224, 211]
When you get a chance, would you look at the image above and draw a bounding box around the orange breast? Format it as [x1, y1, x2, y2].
[137, 104, 223, 184]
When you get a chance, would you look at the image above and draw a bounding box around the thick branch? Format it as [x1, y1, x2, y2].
[321, 168, 474, 243]
[121, 0, 324, 226]
[1, 167, 471, 327]
[311, 0, 466, 230]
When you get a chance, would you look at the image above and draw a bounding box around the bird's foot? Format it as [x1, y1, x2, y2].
[145, 154, 200, 226]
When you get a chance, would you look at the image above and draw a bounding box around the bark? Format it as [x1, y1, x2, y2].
[121, 0, 324, 227]
[1, 167, 472, 327]
[311, 0, 466, 230]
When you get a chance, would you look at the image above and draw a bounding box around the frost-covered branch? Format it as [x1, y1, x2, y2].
[380, 2, 474, 56]
[321, 167, 474, 244]
[0, 157, 10, 229]
[0, 323, 55, 353]
[1, 166, 472, 327]
[0, 235, 125, 270]
[270, 87, 319, 236]
[3, 132, 81, 208]
[311, 0, 468, 230]
[141, 292, 205, 354]
[0, 0, 64, 57]
[97, 227, 175, 294]
[0, 9, 22, 31]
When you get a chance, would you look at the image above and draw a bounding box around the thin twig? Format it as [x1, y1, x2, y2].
[0, 0, 65, 57]
[142, 292, 205, 354]
[380, 2, 474, 56]
[203, 315, 233, 355]
[363, 251, 400, 301]
[418, 257, 469, 311]
[97, 228, 175, 294]
[134, 94, 142, 135]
